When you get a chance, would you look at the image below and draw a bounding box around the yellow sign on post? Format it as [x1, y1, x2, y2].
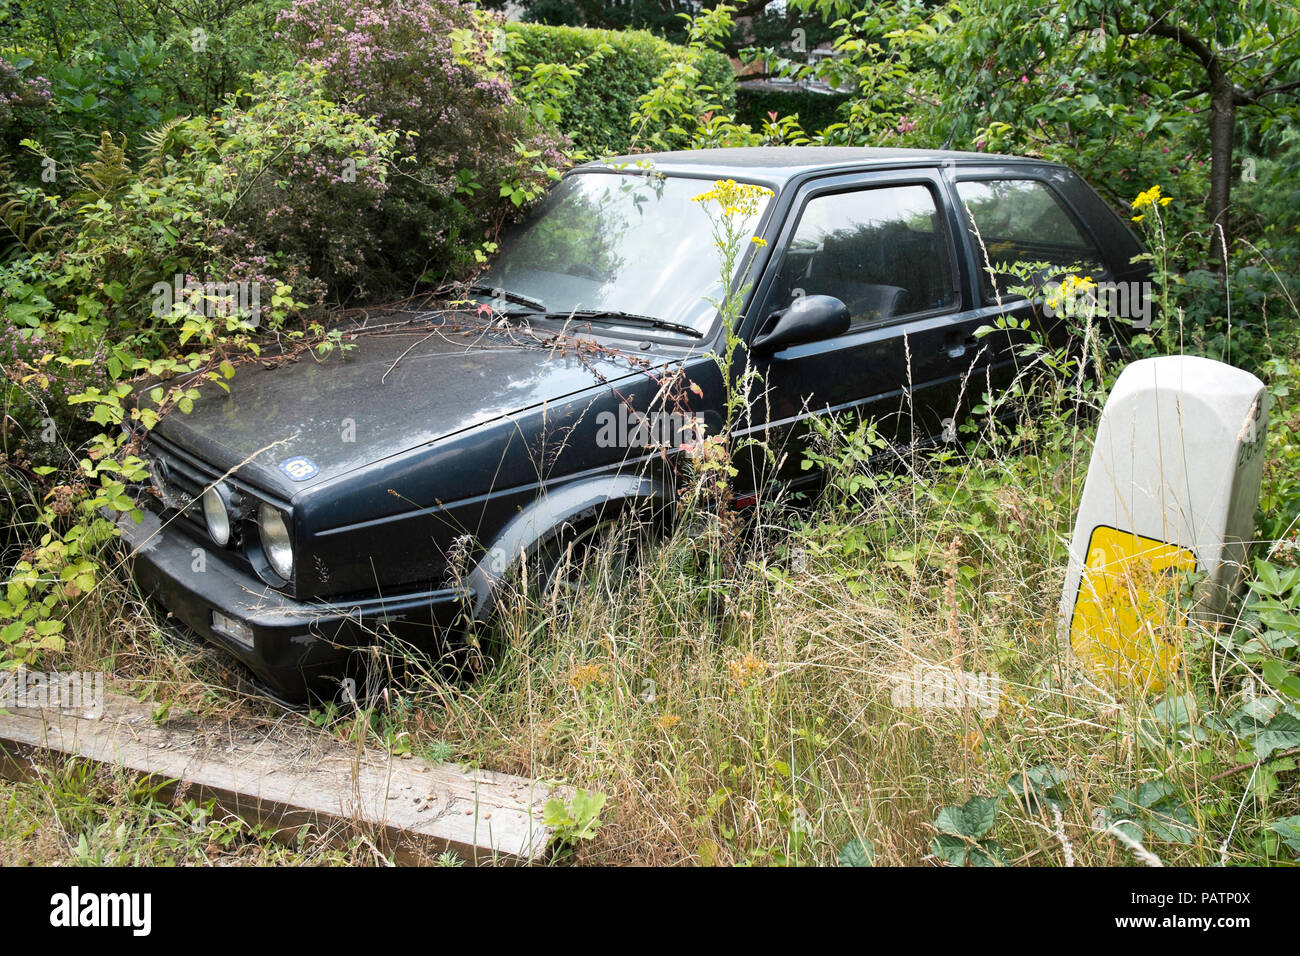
[1059, 356, 1268, 695]
[1068, 526, 1197, 693]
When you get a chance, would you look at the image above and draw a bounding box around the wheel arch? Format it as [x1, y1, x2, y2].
[465, 471, 672, 622]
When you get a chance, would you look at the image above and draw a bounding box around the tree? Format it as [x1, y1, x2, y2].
[1098, 3, 1300, 263]
[795, 0, 1300, 269]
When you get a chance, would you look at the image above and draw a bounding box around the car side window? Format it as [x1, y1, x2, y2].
[768, 184, 959, 328]
[954, 178, 1107, 304]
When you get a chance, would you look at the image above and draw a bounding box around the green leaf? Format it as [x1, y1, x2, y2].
[1229, 696, 1280, 737]
[968, 840, 1006, 866]
[1107, 781, 1197, 845]
[935, 795, 999, 838]
[1252, 709, 1300, 760]
[1145, 805, 1197, 844]
[838, 837, 874, 867]
[1269, 816, 1300, 856]
[1007, 763, 1069, 813]
[1262, 660, 1300, 700]
[930, 833, 971, 866]
[1142, 694, 1206, 744]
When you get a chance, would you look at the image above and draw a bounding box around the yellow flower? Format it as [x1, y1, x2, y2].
[693, 179, 774, 218]
[1047, 273, 1095, 314]
[1131, 185, 1161, 209]
[656, 713, 681, 731]
[727, 652, 767, 687]
[569, 662, 606, 691]
[1130, 185, 1172, 221]
[751, 236, 768, 247]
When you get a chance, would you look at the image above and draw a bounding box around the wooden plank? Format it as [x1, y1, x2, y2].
[0, 692, 566, 865]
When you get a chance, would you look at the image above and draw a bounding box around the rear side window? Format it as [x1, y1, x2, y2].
[955, 179, 1106, 303]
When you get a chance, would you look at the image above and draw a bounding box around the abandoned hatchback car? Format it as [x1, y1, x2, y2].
[117, 147, 1146, 703]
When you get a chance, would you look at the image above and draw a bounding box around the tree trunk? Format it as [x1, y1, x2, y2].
[1133, 17, 1236, 274]
[1207, 78, 1235, 270]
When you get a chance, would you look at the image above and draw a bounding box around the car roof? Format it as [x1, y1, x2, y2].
[577, 146, 1055, 188]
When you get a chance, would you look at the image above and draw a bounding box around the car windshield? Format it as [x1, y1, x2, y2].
[477, 170, 770, 335]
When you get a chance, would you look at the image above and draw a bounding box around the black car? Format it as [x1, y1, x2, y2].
[116, 147, 1146, 703]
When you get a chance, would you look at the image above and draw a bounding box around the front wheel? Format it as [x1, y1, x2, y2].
[473, 508, 656, 668]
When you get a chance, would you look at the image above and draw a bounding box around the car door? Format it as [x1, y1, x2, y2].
[733, 168, 989, 491]
[944, 169, 1116, 402]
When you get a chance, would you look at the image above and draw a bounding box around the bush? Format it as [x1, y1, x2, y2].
[7, 67, 397, 346]
[1, 310, 111, 463]
[36, 37, 180, 162]
[12, 0, 289, 120]
[735, 86, 851, 137]
[502, 22, 736, 156]
[0, 56, 52, 177]
[0, 65, 400, 495]
[276, 0, 567, 294]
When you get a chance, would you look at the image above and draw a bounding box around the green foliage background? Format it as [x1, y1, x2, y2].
[503, 22, 737, 156]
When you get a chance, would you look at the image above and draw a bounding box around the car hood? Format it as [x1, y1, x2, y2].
[150, 315, 651, 496]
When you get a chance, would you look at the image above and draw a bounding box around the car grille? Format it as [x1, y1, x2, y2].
[137, 433, 302, 597]
[142, 437, 215, 535]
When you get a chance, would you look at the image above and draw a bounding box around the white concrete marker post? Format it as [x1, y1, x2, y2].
[1060, 355, 1269, 692]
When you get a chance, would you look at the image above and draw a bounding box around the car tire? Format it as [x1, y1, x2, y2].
[471, 506, 654, 668]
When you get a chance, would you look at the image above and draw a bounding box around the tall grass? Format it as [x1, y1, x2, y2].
[383, 336, 1297, 865]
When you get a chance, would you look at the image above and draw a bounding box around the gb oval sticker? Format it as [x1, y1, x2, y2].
[279, 456, 320, 481]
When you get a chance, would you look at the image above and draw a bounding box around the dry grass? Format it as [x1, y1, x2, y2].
[378, 383, 1296, 866]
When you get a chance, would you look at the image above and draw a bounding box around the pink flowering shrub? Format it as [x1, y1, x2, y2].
[0, 57, 51, 127]
[275, 0, 567, 290]
[192, 66, 399, 301]
[0, 56, 52, 175]
[0, 311, 112, 465]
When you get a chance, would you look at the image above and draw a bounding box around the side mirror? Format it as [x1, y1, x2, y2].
[750, 294, 850, 354]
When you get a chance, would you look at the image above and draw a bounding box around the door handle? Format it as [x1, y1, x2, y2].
[940, 334, 978, 358]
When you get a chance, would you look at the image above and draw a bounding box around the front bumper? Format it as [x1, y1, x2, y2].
[112, 508, 469, 704]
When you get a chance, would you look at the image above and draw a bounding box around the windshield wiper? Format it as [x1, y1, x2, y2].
[555, 309, 704, 339]
[463, 285, 548, 312]
[461, 294, 704, 339]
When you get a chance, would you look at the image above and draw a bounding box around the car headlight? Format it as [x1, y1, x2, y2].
[257, 503, 294, 580]
[202, 484, 233, 546]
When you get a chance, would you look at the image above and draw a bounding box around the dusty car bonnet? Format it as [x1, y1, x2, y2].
[150, 314, 655, 495]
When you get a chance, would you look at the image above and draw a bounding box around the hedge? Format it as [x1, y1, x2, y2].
[735, 86, 853, 136]
[502, 22, 736, 156]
